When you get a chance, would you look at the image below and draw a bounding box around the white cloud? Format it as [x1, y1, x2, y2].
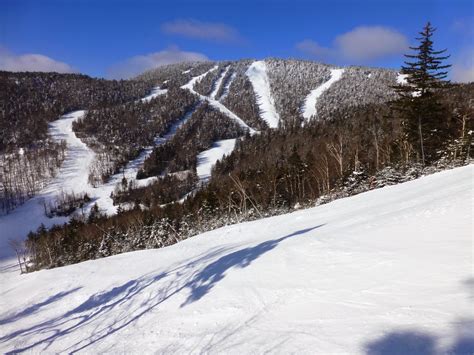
[452, 48, 474, 83]
[107, 46, 209, 79]
[0, 46, 75, 73]
[335, 26, 408, 61]
[296, 26, 408, 64]
[161, 19, 242, 43]
[295, 39, 334, 60]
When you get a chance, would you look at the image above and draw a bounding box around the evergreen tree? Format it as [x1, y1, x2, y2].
[392, 22, 451, 165]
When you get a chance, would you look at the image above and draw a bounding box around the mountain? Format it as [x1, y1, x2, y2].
[1, 165, 472, 353]
[0, 58, 472, 270]
[0, 58, 401, 214]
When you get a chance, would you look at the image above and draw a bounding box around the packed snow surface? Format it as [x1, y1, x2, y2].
[0, 111, 93, 250]
[246, 61, 280, 128]
[1, 165, 472, 353]
[302, 68, 345, 121]
[196, 138, 236, 183]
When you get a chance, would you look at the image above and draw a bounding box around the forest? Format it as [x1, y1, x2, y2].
[3, 26, 473, 270]
[0, 71, 153, 213]
[23, 78, 473, 269]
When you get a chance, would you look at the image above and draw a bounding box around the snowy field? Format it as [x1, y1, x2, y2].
[0, 165, 472, 354]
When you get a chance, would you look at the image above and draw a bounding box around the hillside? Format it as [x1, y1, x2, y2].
[0, 58, 401, 217]
[0, 165, 472, 353]
[1, 57, 472, 271]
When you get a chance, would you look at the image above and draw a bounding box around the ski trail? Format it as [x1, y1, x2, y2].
[182, 67, 256, 134]
[94, 106, 198, 214]
[301, 68, 345, 121]
[246, 61, 280, 128]
[140, 86, 168, 103]
[219, 72, 236, 100]
[178, 66, 258, 202]
[181, 66, 218, 91]
[0, 110, 92, 262]
[210, 66, 230, 100]
[196, 138, 236, 183]
[0, 88, 193, 257]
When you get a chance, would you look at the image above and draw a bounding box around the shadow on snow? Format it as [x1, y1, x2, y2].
[1, 225, 323, 353]
[364, 322, 474, 355]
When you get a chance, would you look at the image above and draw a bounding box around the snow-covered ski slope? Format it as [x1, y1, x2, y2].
[302, 68, 345, 121]
[196, 138, 236, 183]
[0, 86, 178, 244]
[246, 61, 280, 128]
[1, 165, 472, 354]
[140, 86, 168, 103]
[0, 111, 92, 253]
[210, 66, 230, 100]
[181, 67, 256, 134]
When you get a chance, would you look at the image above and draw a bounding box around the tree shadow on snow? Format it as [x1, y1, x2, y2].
[364, 327, 474, 355]
[2, 225, 323, 353]
[181, 225, 324, 306]
[0, 287, 82, 326]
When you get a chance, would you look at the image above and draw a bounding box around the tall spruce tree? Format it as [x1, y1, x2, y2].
[393, 22, 451, 165]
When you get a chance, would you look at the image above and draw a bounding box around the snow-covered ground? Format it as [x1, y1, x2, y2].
[1, 165, 472, 353]
[0, 111, 92, 255]
[302, 68, 345, 121]
[196, 138, 236, 183]
[246, 61, 280, 128]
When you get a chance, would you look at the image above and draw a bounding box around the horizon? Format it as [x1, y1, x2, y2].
[1, 0, 473, 81]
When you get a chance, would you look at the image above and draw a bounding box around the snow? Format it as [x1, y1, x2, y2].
[90, 107, 197, 214]
[210, 66, 229, 100]
[0, 111, 93, 252]
[140, 86, 168, 103]
[182, 67, 256, 134]
[396, 73, 421, 97]
[246, 61, 280, 128]
[219, 72, 236, 100]
[397, 73, 408, 85]
[302, 68, 345, 121]
[1, 165, 472, 353]
[196, 138, 236, 183]
[0, 94, 195, 242]
[181, 65, 218, 91]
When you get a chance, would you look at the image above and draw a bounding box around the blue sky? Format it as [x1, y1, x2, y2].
[0, 0, 472, 81]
